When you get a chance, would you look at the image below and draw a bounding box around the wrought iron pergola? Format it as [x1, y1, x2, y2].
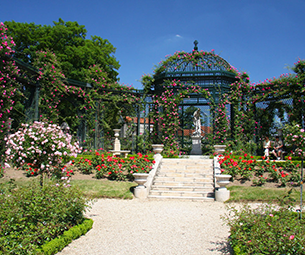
[147, 41, 239, 148]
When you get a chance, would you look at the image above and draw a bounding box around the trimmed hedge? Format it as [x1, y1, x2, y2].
[36, 218, 93, 255]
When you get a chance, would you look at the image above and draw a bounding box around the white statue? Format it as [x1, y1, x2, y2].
[193, 108, 201, 136]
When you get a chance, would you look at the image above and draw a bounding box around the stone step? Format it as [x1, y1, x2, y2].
[149, 190, 215, 198]
[158, 169, 213, 174]
[156, 172, 213, 178]
[148, 158, 215, 201]
[161, 160, 213, 165]
[153, 176, 213, 182]
[150, 186, 214, 192]
[147, 195, 215, 201]
[161, 164, 212, 169]
[159, 166, 213, 171]
[152, 181, 214, 188]
[162, 158, 213, 162]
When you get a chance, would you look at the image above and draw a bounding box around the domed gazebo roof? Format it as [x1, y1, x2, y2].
[153, 41, 238, 93]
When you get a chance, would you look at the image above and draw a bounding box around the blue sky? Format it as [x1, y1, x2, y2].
[2, 0, 305, 89]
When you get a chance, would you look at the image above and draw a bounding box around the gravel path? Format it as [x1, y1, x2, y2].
[58, 199, 232, 255]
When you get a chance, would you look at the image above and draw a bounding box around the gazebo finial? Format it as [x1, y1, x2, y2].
[194, 40, 198, 51]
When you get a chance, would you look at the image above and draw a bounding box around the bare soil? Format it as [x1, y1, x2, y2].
[227, 172, 282, 188]
[1, 167, 97, 182]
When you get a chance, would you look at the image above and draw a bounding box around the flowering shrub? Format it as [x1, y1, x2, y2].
[219, 152, 257, 180]
[5, 121, 82, 185]
[0, 180, 88, 254]
[76, 157, 94, 174]
[219, 152, 298, 187]
[284, 122, 305, 157]
[93, 152, 155, 181]
[224, 204, 305, 254]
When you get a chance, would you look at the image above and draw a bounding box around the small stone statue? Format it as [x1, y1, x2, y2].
[194, 40, 198, 51]
[193, 108, 201, 136]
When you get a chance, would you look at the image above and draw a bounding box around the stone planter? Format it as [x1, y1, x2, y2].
[152, 144, 164, 154]
[133, 173, 149, 199]
[133, 173, 149, 187]
[215, 174, 231, 188]
[215, 174, 231, 202]
[214, 144, 226, 154]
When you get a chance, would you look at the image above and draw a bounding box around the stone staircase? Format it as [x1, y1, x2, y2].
[148, 157, 215, 201]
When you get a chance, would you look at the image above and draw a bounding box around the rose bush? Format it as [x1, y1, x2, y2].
[284, 122, 305, 157]
[219, 151, 298, 187]
[94, 152, 155, 181]
[5, 121, 82, 185]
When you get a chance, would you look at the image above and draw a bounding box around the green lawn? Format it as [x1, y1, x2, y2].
[0, 177, 136, 199]
[71, 179, 136, 199]
[228, 185, 305, 204]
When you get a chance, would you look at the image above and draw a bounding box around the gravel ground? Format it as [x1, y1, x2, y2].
[58, 199, 232, 255]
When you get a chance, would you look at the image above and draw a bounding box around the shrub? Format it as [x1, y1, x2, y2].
[219, 152, 300, 187]
[0, 179, 88, 254]
[5, 121, 82, 185]
[219, 152, 257, 179]
[75, 157, 95, 174]
[224, 204, 305, 254]
[94, 152, 155, 181]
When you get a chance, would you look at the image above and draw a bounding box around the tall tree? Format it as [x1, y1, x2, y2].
[4, 19, 120, 82]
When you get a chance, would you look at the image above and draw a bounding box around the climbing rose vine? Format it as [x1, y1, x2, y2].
[150, 80, 209, 156]
[0, 22, 21, 159]
[284, 122, 305, 157]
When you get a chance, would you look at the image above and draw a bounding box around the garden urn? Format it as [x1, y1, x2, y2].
[215, 174, 231, 188]
[133, 173, 149, 188]
[152, 144, 164, 160]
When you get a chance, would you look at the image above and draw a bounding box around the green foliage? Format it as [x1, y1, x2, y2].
[36, 218, 93, 255]
[75, 157, 95, 174]
[5, 19, 120, 82]
[284, 122, 305, 157]
[210, 93, 230, 144]
[224, 204, 305, 254]
[0, 179, 88, 254]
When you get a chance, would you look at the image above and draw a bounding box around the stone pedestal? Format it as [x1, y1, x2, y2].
[190, 135, 202, 155]
[134, 186, 147, 199]
[113, 129, 121, 151]
[215, 188, 230, 202]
